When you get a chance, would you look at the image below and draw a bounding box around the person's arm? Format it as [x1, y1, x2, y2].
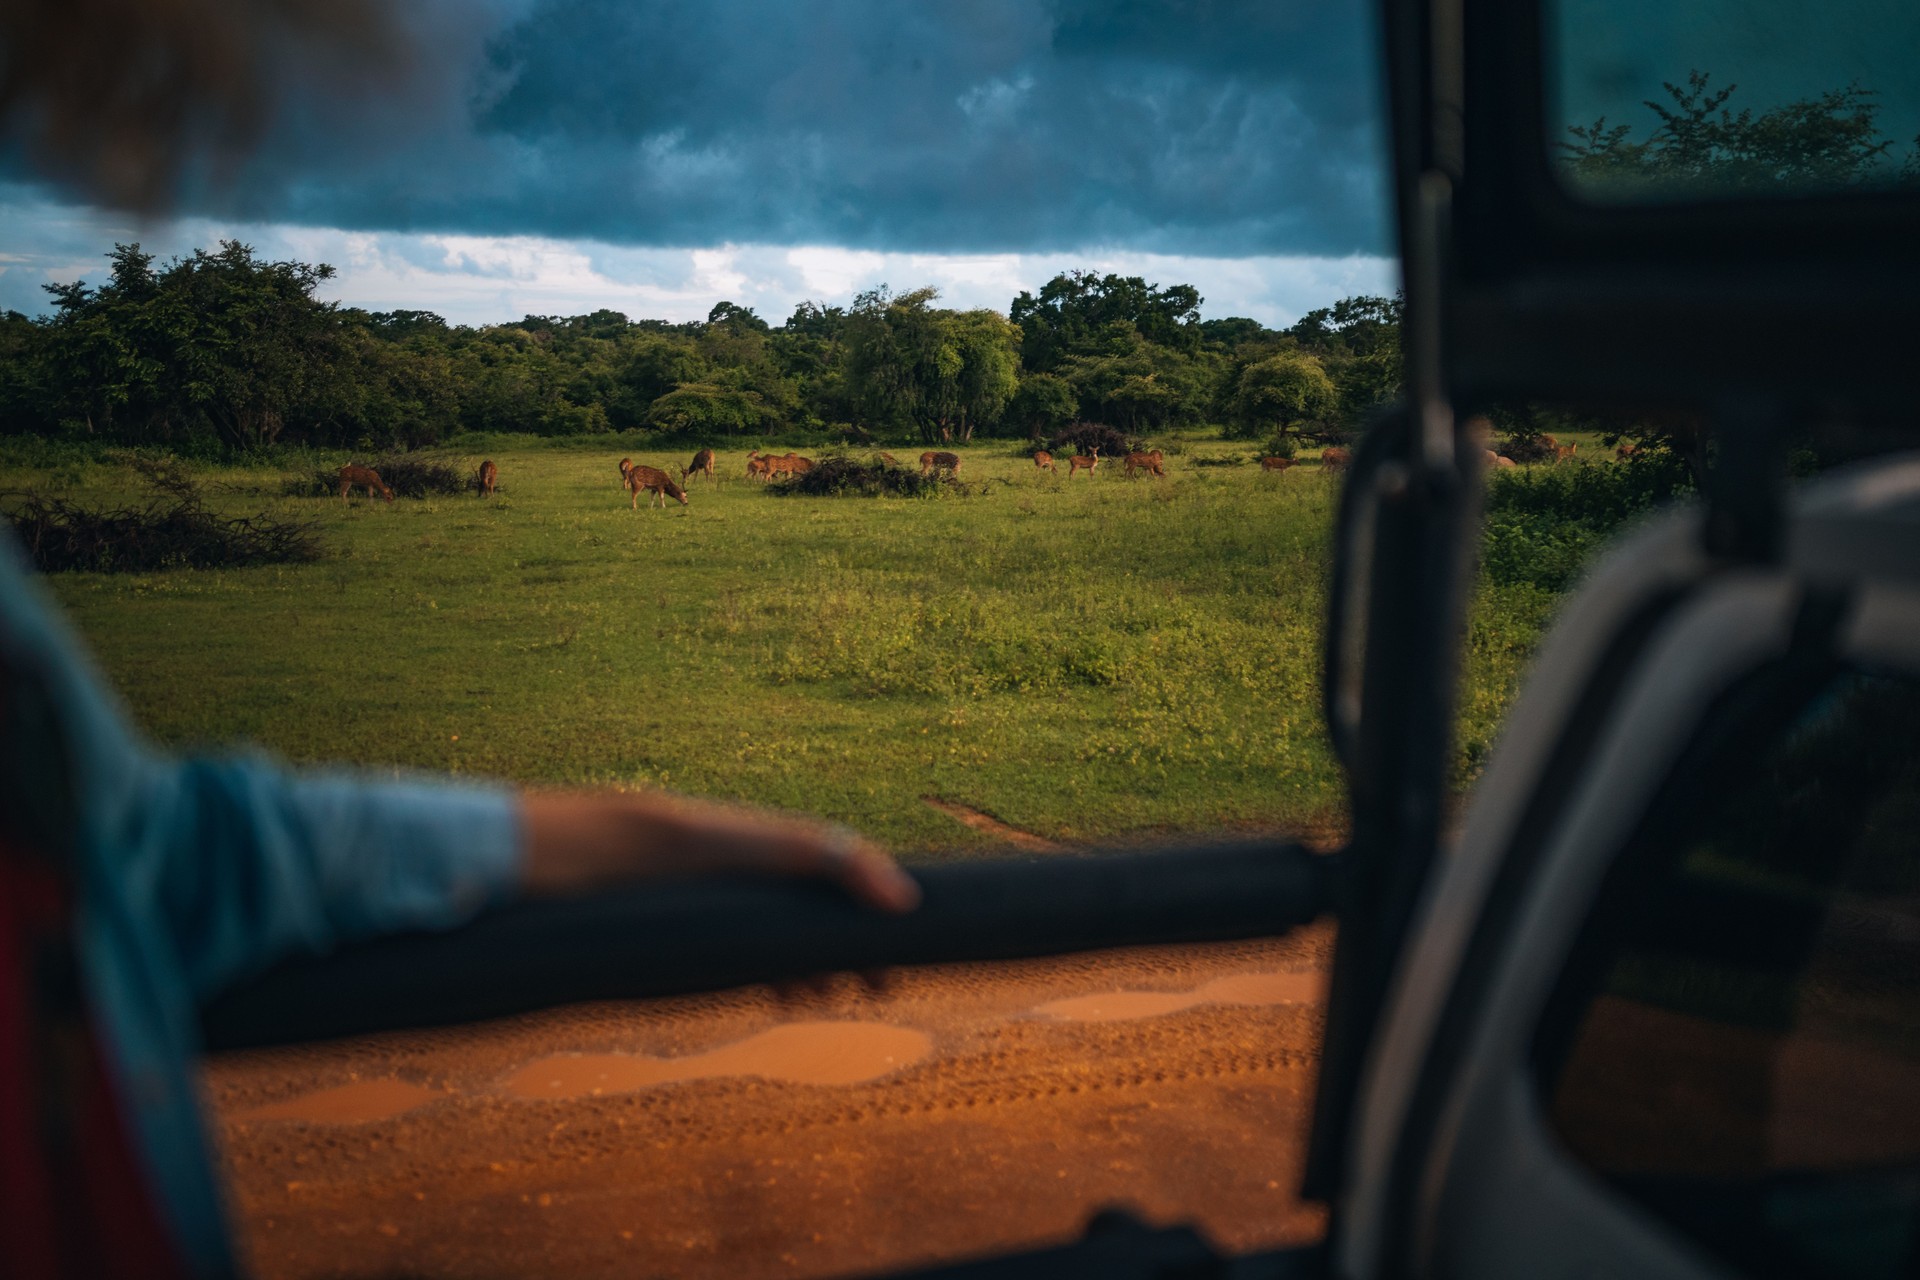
[135, 761, 919, 1002]
[519, 788, 920, 911]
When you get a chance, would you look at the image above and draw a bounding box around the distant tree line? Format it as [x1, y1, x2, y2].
[0, 245, 1403, 454]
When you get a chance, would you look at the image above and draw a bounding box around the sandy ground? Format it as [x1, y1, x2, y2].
[204, 925, 1334, 1279]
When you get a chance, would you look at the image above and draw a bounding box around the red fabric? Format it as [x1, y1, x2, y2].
[0, 827, 188, 1277]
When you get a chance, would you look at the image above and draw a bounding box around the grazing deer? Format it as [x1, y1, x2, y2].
[1123, 451, 1157, 478]
[787, 454, 815, 475]
[338, 463, 394, 502]
[1033, 450, 1057, 474]
[625, 464, 689, 509]
[476, 459, 498, 497]
[921, 450, 961, 476]
[879, 452, 898, 466]
[1260, 455, 1296, 472]
[1131, 449, 1165, 477]
[1067, 449, 1099, 478]
[1320, 446, 1352, 474]
[619, 457, 634, 488]
[682, 448, 716, 486]
[1554, 441, 1579, 462]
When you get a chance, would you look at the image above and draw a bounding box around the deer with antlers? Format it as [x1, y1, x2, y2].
[338, 463, 394, 503]
[625, 463, 689, 509]
[476, 459, 498, 497]
[1067, 449, 1099, 479]
[682, 448, 716, 486]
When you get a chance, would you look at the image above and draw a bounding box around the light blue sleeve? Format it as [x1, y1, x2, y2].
[127, 756, 525, 1000]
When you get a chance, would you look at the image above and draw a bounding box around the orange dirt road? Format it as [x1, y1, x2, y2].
[205, 926, 1333, 1279]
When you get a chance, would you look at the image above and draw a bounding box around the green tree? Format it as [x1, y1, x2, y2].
[647, 382, 770, 435]
[1010, 271, 1203, 373]
[1006, 372, 1079, 439]
[1229, 351, 1338, 440]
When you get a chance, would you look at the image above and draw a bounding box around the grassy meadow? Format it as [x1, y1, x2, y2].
[5, 435, 1572, 858]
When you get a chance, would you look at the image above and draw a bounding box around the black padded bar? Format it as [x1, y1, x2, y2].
[200, 839, 1331, 1051]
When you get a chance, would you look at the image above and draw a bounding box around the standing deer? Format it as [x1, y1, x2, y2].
[1615, 441, 1640, 461]
[1124, 450, 1166, 478]
[1033, 450, 1057, 474]
[1260, 456, 1296, 472]
[1321, 446, 1352, 474]
[476, 459, 498, 497]
[879, 452, 899, 466]
[338, 463, 394, 502]
[625, 464, 689, 509]
[618, 457, 634, 488]
[1554, 441, 1579, 462]
[746, 454, 771, 481]
[1067, 449, 1099, 479]
[682, 448, 716, 486]
[920, 450, 961, 476]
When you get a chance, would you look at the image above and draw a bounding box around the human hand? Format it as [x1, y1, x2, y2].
[518, 789, 921, 914]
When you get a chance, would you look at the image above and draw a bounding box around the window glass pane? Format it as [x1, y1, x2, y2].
[1545, 670, 1920, 1280]
[1546, 0, 1920, 203]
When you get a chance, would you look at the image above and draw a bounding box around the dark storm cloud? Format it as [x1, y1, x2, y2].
[14, 0, 1391, 257]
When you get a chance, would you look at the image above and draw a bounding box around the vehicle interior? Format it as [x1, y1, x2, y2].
[20, 0, 1920, 1276]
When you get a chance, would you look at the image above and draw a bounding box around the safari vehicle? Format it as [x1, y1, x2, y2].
[191, 0, 1920, 1276]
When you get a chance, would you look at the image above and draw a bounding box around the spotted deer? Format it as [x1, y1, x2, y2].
[1033, 450, 1057, 474]
[625, 464, 689, 509]
[1321, 447, 1353, 474]
[1260, 456, 1296, 472]
[920, 450, 961, 476]
[476, 459, 498, 497]
[1067, 449, 1099, 479]
[682, 448, 716, 486]
[1124, 450, 1166, 478]
[338, 464, 394, 502]
[618, 457, 634, 488]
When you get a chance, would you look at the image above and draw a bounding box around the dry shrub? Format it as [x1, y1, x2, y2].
[286, 454, 469, 498]
[772, 456, 952, 498]
[1047, 422, 1137, 460]
[5, 470, 322, 573]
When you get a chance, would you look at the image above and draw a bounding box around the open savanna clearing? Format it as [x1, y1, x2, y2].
[10, 436, 1563, 857]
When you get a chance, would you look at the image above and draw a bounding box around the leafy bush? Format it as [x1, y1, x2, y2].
[1047, 421, 1136, 460]
[1482, 452, 1693, 590]
[5, 470, 322, 573]
[772, 455, 952, 497]
[287, 454, 471, 498]
[1496, 431, 1559, 464]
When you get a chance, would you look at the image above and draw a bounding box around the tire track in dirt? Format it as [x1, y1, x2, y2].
[922, 797, 1063, 850]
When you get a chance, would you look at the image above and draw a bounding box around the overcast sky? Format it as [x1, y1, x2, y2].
[0, 0, 1399, 326]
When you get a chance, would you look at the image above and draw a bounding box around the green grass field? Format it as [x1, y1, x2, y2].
[5, 435, 1571, 859]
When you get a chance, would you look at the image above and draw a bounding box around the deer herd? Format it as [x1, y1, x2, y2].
[330, 433, 1597, 515]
